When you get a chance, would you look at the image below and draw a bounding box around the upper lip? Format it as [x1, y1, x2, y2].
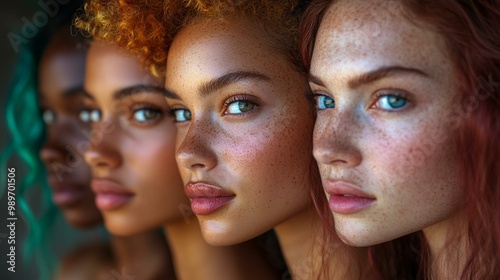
[185, 182, 235, 199]
[47, 174, 82, 190]
[91, 178, 132, 194]
[323, 179, 375, 199]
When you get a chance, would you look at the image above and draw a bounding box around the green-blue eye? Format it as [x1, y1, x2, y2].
[226, 100, 255, 114]
[376, 95, 407, 110]
[133, 108, 161, 122]
[317, 95, 335, 109]
[173, 109, 191, 122]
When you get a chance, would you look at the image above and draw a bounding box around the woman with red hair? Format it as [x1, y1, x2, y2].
[300, 0, 500, 279]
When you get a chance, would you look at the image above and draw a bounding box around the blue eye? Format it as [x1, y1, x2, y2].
[133, 108, 161, 122]
[173, 109, 191, 122]
[317, 95, 335, 109]
[79, 109, 91, 123]
[226, 100, 255, 114]
[89, 109, 101, 123]
[42, 109, 56, 125]
[376, 95, 407, 110]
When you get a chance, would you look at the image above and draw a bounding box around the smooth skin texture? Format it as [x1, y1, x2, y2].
[39, 30, 102, 228]
[83, 40, 187, 235]
[310, 0, 462, 247]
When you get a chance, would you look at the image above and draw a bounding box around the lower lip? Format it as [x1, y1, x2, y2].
[190, 196, 235, 215]
[329, 195, 375, 214]
[52, 189, 85, 207]
[95, 193, 133, 211]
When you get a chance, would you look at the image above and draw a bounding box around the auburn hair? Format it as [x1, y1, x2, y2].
[300, 0, 500, 279]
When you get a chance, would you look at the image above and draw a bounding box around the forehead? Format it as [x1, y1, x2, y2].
[311, 0, 451, 78]
[39, 45, 85, 101]
[165, 17, 291, 85]
[85, 41, 162, 92]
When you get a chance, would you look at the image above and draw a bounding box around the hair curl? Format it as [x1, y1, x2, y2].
[1, 2, 87, 279]
[75, 0, 309, 76]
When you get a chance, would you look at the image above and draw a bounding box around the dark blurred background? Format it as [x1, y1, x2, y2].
[1, 1, 106, 279]
[1, 1, 40, 279]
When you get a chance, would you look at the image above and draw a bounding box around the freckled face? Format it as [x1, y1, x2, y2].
[39, 33, 103, 228]
[83, 41, 187, 236]
[165, 18, 315, 245]
[310, 0, 462, 246]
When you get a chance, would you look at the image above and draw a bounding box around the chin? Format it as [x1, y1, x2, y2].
[103, 217, 139, 237]
[199, 220, 243, 246]
[63, 211, 102, 229]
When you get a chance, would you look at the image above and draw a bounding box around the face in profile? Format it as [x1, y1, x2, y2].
[309, 0, 462, 246]
[165, 18, 315, 245]
[39, 31, 103, 228]
[83, 41, 187, 236]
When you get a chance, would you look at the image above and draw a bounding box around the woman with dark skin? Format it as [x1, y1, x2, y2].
[38, 26, 175, 280]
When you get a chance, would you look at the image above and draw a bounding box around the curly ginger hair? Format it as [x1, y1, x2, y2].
[75, 0, 309, 76]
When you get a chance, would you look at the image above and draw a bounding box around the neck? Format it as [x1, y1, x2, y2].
[274, 206, 367, 280]
[164, 216, 279, 280]
[110, 231, 174, 279]
[423, 213, 467, 280]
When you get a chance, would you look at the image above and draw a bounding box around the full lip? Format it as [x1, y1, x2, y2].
[185, 182, 235, 215]
[47, 175, 87, 207]
[91, 178, 134, 211]
[324, 179, 376, 214]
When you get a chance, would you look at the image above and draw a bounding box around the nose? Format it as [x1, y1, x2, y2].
[313, 109, 362, 168]
[40, 126, 66, 169]
[176, 119, 217, 173]
[83, 120, 122, 171]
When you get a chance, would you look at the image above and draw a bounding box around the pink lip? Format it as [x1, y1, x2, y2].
[185, 182, 235, 215]
[324, 179, 376, 214]
[91, 179, 134, 211]
[51, 186, 86, 207]
[47, 176, 87, 207]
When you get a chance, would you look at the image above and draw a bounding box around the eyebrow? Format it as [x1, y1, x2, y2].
[114, 85, 168, 100]
[309, 66, 429, 89]
[63, 86, 86, 97]
[83, 85, 168, 100]
[164, 71, 271, 100]
[39, 86, 86, 100]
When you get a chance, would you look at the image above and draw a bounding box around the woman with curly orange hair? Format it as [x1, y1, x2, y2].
[76, 4, 285, 280]
[77, 0, 372, 279]
[300, 0, 500, 279]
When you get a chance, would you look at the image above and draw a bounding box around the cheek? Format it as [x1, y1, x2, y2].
[221, 109, 313, 196]
[372, 121, 461, 217]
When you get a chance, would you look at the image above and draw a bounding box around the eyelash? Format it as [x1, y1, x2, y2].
[221, 94, 260, 116]
[128, 103, 164, 124]
[370, 90, 411, 111]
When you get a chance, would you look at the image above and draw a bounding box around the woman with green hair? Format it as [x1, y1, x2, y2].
[1, 2, 174, 279]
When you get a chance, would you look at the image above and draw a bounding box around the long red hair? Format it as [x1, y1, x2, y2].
[300, 0, 500, 279]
